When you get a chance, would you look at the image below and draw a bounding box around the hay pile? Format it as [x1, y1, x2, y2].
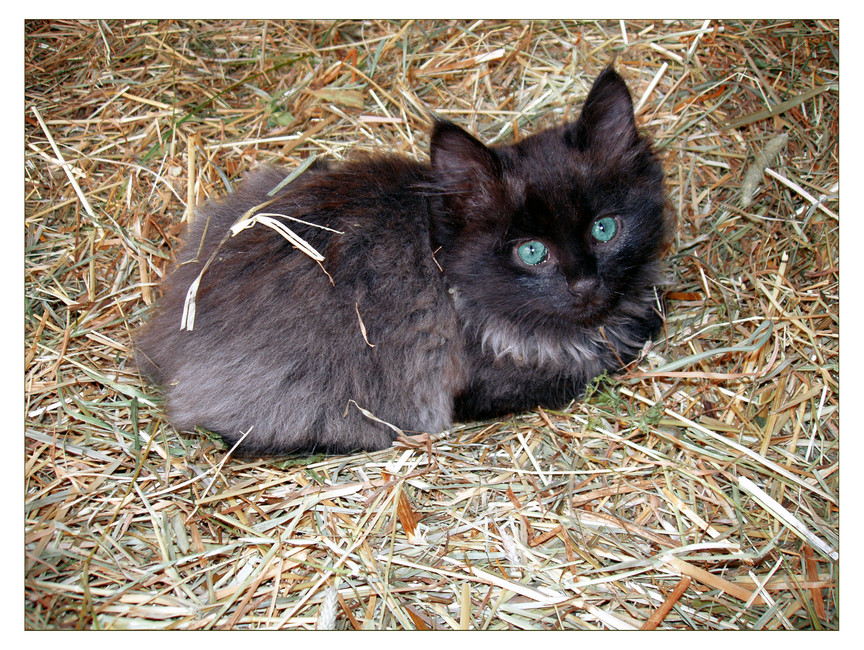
[25, 20, 838, 630]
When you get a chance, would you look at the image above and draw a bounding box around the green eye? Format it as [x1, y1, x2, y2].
[517, 241, 548, 265]
[591, 216, 619, 243]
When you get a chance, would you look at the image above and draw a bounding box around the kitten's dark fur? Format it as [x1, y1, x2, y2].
[135, 68, 669, 456]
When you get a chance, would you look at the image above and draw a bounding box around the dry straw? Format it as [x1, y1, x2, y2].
[25, 20, 838, 629]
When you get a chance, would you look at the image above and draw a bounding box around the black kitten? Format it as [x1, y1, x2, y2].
[135, 67, 669, 456]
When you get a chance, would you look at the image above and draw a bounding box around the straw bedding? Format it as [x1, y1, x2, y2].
[25, 19, 838, 629]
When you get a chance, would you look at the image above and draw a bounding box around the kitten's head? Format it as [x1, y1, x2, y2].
[429, 67, 669, 355]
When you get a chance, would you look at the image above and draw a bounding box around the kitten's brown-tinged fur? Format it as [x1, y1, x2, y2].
[135, 67, 670, 455]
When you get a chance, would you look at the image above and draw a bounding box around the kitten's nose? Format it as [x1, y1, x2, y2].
[568, 277, 600, 298]
[568, 277, 602, 309]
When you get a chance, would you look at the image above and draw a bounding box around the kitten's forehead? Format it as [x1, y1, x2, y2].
[501, 126, 594, 187]
[498, 135, 586, 219]
[508, 188, 585, 244]
[498, 122, 653, 222]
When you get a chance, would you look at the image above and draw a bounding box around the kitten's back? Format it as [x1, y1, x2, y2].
[136, 158, 464, 455]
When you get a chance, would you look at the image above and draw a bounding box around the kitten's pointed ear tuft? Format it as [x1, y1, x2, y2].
[430, 120, 503, 216]
[431, 120, 501, 182]
[568, 67, 639, 156]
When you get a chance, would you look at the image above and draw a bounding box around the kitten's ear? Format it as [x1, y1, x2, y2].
[568, 67, 639, 156]
[431, 120, 503, 217]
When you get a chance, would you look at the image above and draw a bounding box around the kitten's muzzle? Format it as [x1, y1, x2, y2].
[566, 277, 609, 322]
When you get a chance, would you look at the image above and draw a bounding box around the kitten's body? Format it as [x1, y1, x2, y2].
[136, 68, 669, 455]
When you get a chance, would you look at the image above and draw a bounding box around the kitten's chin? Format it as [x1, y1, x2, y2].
[546, 292, 616, 328]
[560, 305, 613, 328]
